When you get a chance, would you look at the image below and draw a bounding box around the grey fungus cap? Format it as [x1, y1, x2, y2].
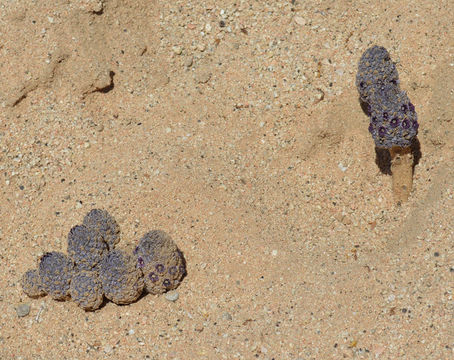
[135, 231, 186, 295]
[83, 209, 120, 250]
[67, 224, 108, 271]
[99, 249, 144, 304]
[21, 269, 46, 298]
[356, 46, 399, 103]
[70, 270, 104, 311]
[38, 252, 73, 301]
[367, 85, 418, 148]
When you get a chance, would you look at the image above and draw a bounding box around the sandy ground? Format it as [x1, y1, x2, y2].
[0, 0, 453, 359]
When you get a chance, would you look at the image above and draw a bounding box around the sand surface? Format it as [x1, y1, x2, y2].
[1, 0, 453, 359]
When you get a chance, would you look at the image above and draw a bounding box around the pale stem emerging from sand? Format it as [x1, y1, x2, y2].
[389, 146, 413, 204]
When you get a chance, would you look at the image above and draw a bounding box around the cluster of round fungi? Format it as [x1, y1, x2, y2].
[356, 46, 419, 149]
[21, 209, 186, 311]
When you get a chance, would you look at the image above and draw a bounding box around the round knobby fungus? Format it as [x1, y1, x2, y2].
[38, 252, 73, 301]
[133, 230, 173, 264]
[99, 249, 144, 304]
[82, 209, 120, 250]
[135, 231, 186, 295]
[21, 269, 46, 298]
[70, 270, 104, 311]
[67, 225, 108, 271]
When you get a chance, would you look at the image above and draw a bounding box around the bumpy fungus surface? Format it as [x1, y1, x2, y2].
[367, 84, 419, 148]
[99, 249, 144, 304]
[83, 209, 120, 250]
[135, 230, 186, 295]
[356, 46, 399, 103]
[70, 270, 104, 311]
[67, 224, 108, 271]
[21, 269, 46, 298]
[356, 46, 418, 148]
[38, 252, 73, 300]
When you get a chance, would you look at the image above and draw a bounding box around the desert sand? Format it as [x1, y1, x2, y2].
[1, 0, 453, 359]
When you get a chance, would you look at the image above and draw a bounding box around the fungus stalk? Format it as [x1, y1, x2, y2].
[389, 146, 413, 203]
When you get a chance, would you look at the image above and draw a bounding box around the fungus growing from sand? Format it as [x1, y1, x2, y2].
[22, 209, 187, 310]
[357, 46, 419, 203]
[134, 230, 186, 295]
[70, 270, 104, 311]
[38, 252, 73, 301]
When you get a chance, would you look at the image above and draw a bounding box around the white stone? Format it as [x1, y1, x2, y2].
[294, 16, 306, 26]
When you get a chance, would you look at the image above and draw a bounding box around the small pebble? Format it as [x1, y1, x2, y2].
[222, 312, 232, 321]
[338, 162, 348, 172]
[195, 71, 211, 84]
[314, 89, 324, 102]
[184, 57, 193, 68]
[104, 345, 113, 354]
[16, 303, 30, 317]
[165, 291, 179, 302]
[294, 16, 306, 26]
[172, 46, 183, 55]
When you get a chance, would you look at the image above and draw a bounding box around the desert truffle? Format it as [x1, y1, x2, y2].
[67, 224, 108, 270]
[70, 270, 104, 311]
[99, 249, 144, 304]
[83, 209, 120, 250]
[21, 269, 46, 298]
[135, 230, 186, 295]
[38, 252, 73, 300]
